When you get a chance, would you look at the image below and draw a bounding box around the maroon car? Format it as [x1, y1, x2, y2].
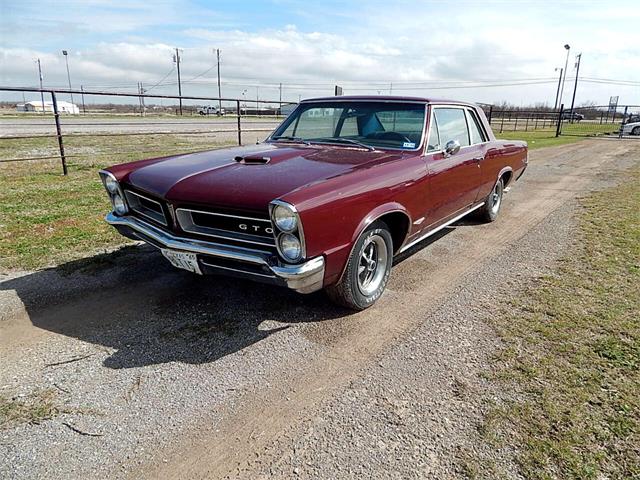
[100, 96, 527, 309]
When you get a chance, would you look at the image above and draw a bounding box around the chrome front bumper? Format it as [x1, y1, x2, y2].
[105, 213, 325, 294]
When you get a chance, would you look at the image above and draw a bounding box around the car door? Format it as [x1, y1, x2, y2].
[423, 106, 483, 227]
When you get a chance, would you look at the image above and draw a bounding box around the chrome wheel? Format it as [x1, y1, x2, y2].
[357, 234, 388, 296]
[489, 180, 503, 216]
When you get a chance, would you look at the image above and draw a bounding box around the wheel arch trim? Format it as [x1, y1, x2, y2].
[336, 203, 412, 283]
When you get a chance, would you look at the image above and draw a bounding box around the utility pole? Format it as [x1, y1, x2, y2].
[62, 50, 75, 110]
[553, 67, 563, 110]
[36, 58, 45, 114]
[569, 53, 582, 121]
[216, 48, 222, 111]
[256, 86, 259, 116]
[389, 82, 393, 95]
[80, 85, 86, 114]
[174, 48, 183, 115]
[140, 82, 146, 117]
[558, 44, 570, 109]
[279, 82, 282, 114]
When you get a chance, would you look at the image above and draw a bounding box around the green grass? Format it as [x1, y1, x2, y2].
[497, 129, 585, 149]
[494, 122, 621, 150]
[0, 134, 234, 270]
[474, 168, 640, 479]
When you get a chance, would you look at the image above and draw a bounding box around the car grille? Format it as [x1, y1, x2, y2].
[122, 189, 276, 254]
[124, 190, 168, 226]
[175, 207, 277, 249]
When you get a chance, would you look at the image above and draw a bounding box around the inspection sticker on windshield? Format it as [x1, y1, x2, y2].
[402, 142, 416, 148]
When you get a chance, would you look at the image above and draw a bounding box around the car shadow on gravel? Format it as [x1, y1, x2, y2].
[0, 244, 347, 369]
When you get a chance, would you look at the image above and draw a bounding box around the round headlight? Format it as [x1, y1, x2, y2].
[273, 204, 297, 232]
[278, 233, 302, 261]
[104, 175, 119, 194]
[113, 193, 128, 215]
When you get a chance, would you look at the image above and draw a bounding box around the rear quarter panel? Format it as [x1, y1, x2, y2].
[477, 140, 528, 199]
[475, 105, 528, 198]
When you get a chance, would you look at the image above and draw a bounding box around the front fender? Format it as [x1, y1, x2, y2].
[321, 202, 412, 286]
[349, 202, 412, 244]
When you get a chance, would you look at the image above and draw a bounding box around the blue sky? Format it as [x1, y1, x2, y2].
[1, 0, 639, 105]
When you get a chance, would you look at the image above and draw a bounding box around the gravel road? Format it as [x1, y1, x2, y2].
[1, 139, 638, 479]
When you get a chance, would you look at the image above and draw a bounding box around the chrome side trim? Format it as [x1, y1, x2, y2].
[124, 190, 168, 226]
[398, 203, 485, 253]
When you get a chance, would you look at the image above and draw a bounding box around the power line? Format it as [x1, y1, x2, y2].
[145, 67, 176, 92]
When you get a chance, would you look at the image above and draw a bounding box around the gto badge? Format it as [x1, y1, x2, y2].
[239, 223, 274, 234]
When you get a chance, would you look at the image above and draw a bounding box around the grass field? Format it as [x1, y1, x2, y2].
[0, 134, 235, 270]
[496, 122, 621, 150]
[473, 168, 640, 479]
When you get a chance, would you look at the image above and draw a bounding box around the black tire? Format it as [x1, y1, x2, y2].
[477, 178, 504, 223]
[632, 126, 640, 136]
[326, 221, 393, 310]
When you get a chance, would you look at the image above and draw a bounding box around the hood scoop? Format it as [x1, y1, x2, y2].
[234, 155, 271, 165]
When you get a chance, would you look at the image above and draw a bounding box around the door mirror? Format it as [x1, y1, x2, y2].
[444, 140, 461, 157]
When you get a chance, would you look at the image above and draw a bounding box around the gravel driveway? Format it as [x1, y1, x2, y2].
[1, 139, 638, 479]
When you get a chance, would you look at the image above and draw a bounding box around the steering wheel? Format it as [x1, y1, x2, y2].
[367, 131, 412, 143]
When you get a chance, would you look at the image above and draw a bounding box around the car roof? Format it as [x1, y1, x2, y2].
[300, 95, 477, 107]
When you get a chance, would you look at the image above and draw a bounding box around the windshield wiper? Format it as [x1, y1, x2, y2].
[312, 137, 376, 151]
[271, 135, 311, 145]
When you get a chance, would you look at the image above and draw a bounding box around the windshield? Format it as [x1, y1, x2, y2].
[270, 101, 426, 150]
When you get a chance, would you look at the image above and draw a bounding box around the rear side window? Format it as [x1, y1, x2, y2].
[467, 109, 487, 144]
[433, 108, 470, 147]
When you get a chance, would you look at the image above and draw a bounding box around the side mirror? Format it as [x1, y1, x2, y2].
[444, 139, 461, 157]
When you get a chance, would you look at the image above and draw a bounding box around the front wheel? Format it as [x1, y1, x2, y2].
[477, 178, 504, 222]
[326, 222, 393, 310]
[632, 126, 640, 136]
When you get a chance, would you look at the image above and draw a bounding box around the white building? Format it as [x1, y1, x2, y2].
[16, 100, 79, 114]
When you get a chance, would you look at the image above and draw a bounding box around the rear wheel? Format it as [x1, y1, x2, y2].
[326, 222, 393, 310]
[632, 126, 640, 136]
[477, 178, 504, 223]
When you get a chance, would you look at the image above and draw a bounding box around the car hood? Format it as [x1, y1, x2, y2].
[124, 143, 404, 211]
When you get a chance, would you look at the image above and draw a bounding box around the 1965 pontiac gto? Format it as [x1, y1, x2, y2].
[100, 96, 527, 309]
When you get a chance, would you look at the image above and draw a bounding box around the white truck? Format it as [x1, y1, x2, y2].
[198, 105, 225, 116]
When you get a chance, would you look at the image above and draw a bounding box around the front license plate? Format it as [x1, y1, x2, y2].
[161, 249, 202, 275]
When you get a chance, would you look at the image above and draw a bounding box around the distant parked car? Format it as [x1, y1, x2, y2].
[622, 121, 640, 136]
[198, 106, 225, 116]
[561, 111, 584, 121]
[625, 114, 640, 124]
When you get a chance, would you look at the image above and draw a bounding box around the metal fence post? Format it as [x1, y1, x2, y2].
[51, 91, 68, 175]
[237, 99, 242, 146]
[619, 106, 628, 139]
[488, 105, 493, 124]
[555, 104, 564, 137]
